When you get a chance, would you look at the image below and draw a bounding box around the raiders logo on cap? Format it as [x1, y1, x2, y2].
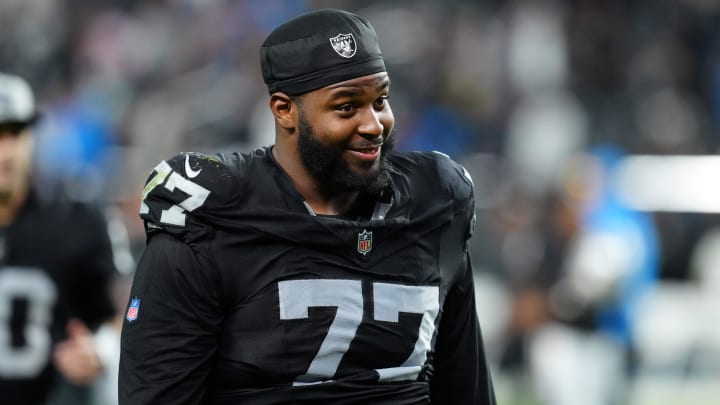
[329, 33, 357, 58]
[260, 9, 386, 95]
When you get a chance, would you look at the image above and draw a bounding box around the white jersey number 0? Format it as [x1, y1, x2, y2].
[0, 268, 57, 378]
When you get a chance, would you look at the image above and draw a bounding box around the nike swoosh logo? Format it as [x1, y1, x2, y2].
[184, 154, 202, 178]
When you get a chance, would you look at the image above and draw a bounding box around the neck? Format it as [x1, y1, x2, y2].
[271, 144, 360, 216]
[305, 192, 360, 217]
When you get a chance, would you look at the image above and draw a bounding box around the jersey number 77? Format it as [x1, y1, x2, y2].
[279, 279, 439, 384]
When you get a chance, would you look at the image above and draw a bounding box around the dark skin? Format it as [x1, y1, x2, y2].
[270, 72, 394, 216]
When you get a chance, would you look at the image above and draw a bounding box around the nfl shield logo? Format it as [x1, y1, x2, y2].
[126, 298, 141, 322]
[357, 229, 373, 255]
[329, 33, 357, 58]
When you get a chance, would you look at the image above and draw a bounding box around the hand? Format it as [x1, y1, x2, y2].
[53, 319, 103, 385]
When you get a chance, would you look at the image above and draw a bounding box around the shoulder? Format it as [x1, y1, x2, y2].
[139, 148, 270, 230]
[146, 150, 247, 193]
[22, 196, 115, 264]
[29, 192, 108, 230]
[389, 150, 474, 204]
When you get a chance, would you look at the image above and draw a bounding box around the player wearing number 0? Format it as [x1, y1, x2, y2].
[0, 72, 117, 404]
[119, 8, 496, 404]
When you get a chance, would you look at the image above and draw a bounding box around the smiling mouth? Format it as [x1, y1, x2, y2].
[347, 144, 382, 161]
[349, 144, 381, 153]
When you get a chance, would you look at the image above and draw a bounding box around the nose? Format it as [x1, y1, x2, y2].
[357, 107, 384, 138]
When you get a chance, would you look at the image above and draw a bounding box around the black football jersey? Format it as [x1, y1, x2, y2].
[119, 147, 496, 405]
[0, 192, 117, 405]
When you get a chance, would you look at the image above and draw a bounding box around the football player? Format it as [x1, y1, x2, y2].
[120, 9, 496, 404]
[0, 72, 117, 404]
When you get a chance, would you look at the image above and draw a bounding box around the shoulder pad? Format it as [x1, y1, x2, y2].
[139, 152, 240, 229]
[430, 151, 476, 240]
[430, 151, 474, 201]
[391, 151, 476, 238]
[393, 151, 474, 202]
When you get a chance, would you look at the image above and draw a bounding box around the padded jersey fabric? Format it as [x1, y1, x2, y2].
[120, 147, 496, 405]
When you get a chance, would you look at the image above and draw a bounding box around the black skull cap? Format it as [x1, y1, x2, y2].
[260, 9, 386, 96]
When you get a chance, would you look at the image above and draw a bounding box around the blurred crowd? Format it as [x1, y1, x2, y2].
[2, 0, 720, 404]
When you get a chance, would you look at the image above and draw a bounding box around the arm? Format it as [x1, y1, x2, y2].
[67, 203, 118, 330]
[430, 252, 496, 405]
[428, 153, 496, 403]
[119, 232, 224, 405]
[53, 203, 118, 385]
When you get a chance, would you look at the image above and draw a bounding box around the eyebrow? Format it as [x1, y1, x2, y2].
[326, 77, 391, 100]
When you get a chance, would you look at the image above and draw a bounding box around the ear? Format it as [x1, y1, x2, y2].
[269, 92, 297, 132]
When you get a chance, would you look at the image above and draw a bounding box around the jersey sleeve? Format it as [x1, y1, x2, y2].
[430, 251, 496, 405]
[431, 151, 476, 239]
[138, 152, 241, 238]
[67, 203, 118, 330]
[428, 152, 495, 403]
[119, 232, 224, 405]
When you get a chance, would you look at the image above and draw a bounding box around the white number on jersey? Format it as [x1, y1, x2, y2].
[139, 159, 211, 227]
[278, 279, 439, 385]
[0, 268, 57, 378]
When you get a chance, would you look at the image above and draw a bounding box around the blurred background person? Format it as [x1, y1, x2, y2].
[524, 144, 660, 405]
[0, 72, 118, 405]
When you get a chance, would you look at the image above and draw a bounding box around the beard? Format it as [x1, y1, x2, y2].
[297, 113, 396, 195]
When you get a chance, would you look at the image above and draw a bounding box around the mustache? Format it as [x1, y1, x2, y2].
[348, 138, 384, 149]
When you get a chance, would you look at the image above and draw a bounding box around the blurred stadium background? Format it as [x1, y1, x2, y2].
[3, 0, 720, 404]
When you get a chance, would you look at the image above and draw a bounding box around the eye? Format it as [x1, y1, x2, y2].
[374, 95, 389, 109]
[337, 103, 355, 113]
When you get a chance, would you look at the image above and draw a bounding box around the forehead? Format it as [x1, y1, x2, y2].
[310, 72, 390, 100]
